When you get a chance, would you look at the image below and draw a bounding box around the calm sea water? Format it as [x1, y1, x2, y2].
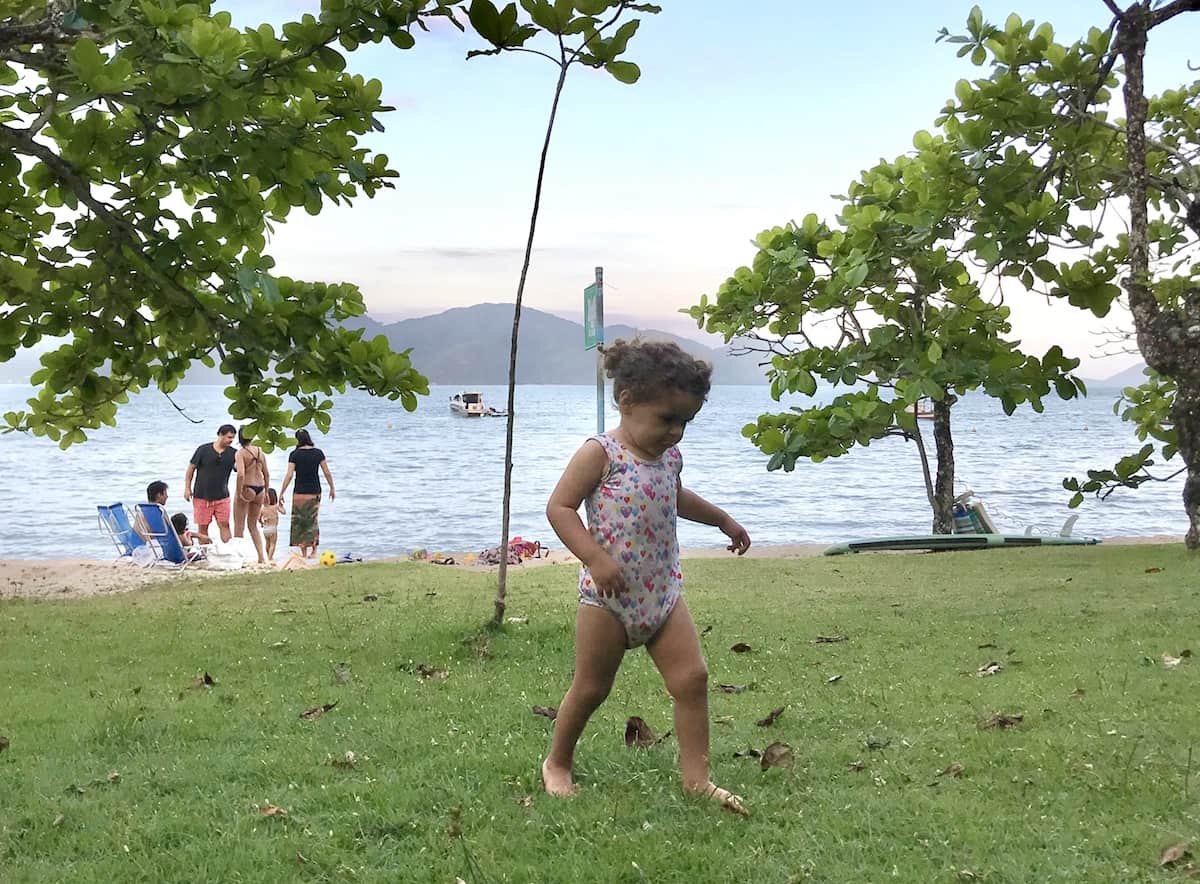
[0, 383, 1187, 561]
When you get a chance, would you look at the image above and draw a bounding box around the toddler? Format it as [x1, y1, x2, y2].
[260, 488, 285, 560]
[542, 339, 751, 815]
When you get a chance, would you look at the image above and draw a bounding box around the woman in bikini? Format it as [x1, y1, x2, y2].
[233, 426, 270, 564]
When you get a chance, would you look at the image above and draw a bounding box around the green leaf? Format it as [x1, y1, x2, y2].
[467, 0, 504, 43]
[926, 341, 942, 363]
[604, 60, 640, 84]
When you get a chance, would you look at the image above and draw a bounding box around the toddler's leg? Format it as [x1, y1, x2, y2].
[543, 605, 625, 797]
[646, 599, 748, 815]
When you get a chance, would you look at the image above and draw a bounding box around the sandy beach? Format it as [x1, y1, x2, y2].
[0, 535, 1182, 601]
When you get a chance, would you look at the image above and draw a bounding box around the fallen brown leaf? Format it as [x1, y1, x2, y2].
[756, 706, 785, 727]
[812, 634, 847, 644]
[52, 813, 65, 827]
[531, 705, 558, 720]
[299, 701, 337, 721]
[760, 742, 794, 770]
[826, 674, 843, 684]
[362, 594, 379, 602]
[1070, 687, 1086, 698]
[446, 805, 462, 839]
[1162, 653, 1183, 668]
[938, 762, 965, 778]
[332, 663, 352, 685]
[1145, 566, 1163, 574]
[713, 715, 734, 725]
[977, 662, 1003, 677]
[296, 852, 309, 865]
[272, 608, 296, 614]
[106, 771, 120, 783]
[259, 803, 288, 818]
[624, 716, 659, 748]
[1161, 842, 1192, 867]
[957, 871, 980, 881]
[187, 672, 216, 690]
[516, 795, 534, 808]
[978, 711, 1023, 730]
[977, 642, 998, 650]
[415, 664, 448, 679]
[506, 615, 529, 624]
[715, 683, 747, 694]
[847, 760, 866, 772]
[730, 642, 753, 653]
[0, 735, 8, 753]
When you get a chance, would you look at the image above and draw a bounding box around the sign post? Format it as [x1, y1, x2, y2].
[583, 267, 604, 433]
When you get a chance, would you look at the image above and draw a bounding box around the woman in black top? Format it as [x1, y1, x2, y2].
[278, 429, 336, 558]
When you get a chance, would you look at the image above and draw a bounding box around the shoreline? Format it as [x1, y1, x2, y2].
[0, 535, 1183, 601]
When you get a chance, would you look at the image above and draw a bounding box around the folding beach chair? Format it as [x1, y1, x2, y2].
[135, 502, 195, 570]
[97, 503, 148, 561]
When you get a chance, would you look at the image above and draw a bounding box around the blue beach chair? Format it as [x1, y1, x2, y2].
[135, 502, 192, 570]
[97, 503, 147, 561]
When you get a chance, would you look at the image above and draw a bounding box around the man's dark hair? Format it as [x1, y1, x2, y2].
[217, 423, 236, 436]
[147, 480, 167, 502]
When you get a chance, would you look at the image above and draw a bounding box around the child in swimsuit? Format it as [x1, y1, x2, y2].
[260, 488, 284, 560]
[542, 339, 752, 815]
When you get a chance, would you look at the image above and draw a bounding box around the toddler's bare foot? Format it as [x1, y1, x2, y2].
[687, 782, 749, 817]
[541, 758, 577, 797]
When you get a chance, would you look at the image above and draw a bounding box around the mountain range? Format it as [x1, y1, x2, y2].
[341, 303, 768, 385]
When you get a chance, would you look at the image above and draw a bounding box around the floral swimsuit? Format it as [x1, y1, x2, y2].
[578, 433, 684, 648]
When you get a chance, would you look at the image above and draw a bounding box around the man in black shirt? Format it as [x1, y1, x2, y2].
[184, 424, 238, 543]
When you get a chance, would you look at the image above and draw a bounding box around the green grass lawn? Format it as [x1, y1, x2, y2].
[2, 545, 1199, 883]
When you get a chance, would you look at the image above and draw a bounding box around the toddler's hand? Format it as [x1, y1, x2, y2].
[587, 552, 628, 597]
[720, 517, 751, 555]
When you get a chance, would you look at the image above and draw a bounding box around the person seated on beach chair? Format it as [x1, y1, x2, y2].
[135, 480, 170, 541]
[171, 513, 209, 560]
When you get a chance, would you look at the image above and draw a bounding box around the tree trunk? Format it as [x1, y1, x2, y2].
[930, 396, 956, 534]
[1172, 380, 1200, 550]
[493, 63, 571, 625]
[1116, 3, 1200, 550]
[907, 419, 937, 509]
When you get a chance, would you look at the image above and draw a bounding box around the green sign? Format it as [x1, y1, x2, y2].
[584, 282, 603, 349]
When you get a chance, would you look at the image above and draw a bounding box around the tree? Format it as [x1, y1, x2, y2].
[933, 2, 1200, 547]
[689, 143, 1084, 533]
[449, 0, 658, 624]
[0, 0, 451, 448]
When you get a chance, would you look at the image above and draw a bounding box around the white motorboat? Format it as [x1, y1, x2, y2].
[450, 391, 485, 417]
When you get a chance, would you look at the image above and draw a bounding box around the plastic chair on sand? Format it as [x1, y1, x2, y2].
[97, 503, 147, 561]
[135, 502, 193, 570]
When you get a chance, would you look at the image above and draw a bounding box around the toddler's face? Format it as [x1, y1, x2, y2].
[620, 389, 704, 458]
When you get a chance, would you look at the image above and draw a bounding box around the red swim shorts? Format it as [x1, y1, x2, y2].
[193, 497, 231, 528]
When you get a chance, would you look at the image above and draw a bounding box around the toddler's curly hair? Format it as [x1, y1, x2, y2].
[600, 338, 712, 403]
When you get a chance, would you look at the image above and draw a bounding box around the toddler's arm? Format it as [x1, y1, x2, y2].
[678, 483, 751, 555]
[546, 441, 627, 595]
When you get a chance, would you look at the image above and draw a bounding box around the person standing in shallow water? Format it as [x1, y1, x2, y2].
[184, 424, 237, 543]
[278, 429, 335, 559]
[542, 339, 752, 816]
[233, 426, 270, 564]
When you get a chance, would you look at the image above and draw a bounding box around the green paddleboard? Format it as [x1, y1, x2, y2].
[822, 534, 1101, 556]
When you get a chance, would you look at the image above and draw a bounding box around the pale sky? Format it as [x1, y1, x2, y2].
[221, 1, 1199, 377]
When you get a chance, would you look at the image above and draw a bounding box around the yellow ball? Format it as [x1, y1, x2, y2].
[319, 550, 337, 567]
